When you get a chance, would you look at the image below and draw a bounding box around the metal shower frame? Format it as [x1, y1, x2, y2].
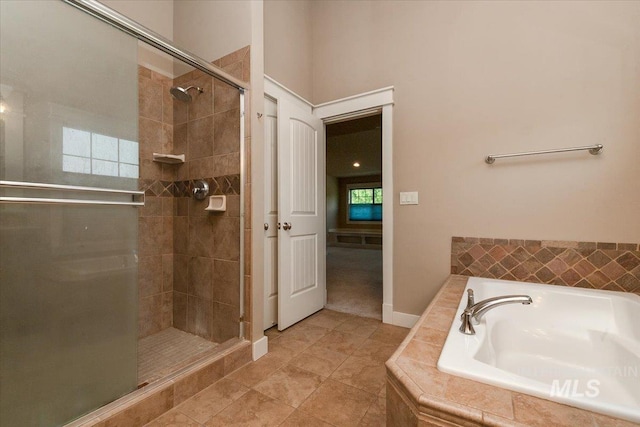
[61, 0, 249, 339]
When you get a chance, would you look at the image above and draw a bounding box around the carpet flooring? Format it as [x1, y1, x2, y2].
[325, 247, 382, 319]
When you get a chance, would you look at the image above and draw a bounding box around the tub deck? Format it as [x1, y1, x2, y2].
[385, 275, 637, 427]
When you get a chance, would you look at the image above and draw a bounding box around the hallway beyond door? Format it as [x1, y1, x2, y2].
[326, 247, 382, 319]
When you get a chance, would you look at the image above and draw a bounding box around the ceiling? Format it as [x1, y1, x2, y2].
[326, 114, 382, 178]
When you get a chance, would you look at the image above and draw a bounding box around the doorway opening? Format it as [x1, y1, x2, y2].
[325, 113, 383, 319]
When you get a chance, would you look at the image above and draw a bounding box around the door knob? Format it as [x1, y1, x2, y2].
[264, 223, 269, 230]
[283, 222, 292, 230]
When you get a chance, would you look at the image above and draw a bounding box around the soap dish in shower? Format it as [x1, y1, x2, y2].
[205, 195, 226, 212]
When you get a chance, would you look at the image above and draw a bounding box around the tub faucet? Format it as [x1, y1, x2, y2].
[459, 289, 532, 335]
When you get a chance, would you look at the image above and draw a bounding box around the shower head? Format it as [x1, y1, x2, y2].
[169, 85, 203, 102]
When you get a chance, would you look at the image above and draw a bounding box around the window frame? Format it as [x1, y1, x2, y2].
[346, 182, 382, 225]
[62, 126, 139, 179]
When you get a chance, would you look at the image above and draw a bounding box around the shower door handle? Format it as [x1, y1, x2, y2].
[0, 180, 145, 206]
[282, 222, 292, 231]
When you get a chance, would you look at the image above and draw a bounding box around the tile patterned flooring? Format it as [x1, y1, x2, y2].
[143, 309, 409, 426]
[139, 328, 218, 384]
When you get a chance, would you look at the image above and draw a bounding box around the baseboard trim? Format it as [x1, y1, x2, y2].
[382, 303, 393, 324]
[392, 311, 420, 328]
[252, 336, 268, 361]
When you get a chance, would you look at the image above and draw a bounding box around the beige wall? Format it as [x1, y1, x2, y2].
[101, 0, 174, 37]
[101, 0, 175, 76]
[174, 0, 252, 66]
[308, 1, 640, 314]
[103, 0, 255, 77]
[264, 0, 313, 100]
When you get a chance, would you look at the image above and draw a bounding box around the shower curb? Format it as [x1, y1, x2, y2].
[64, 339, 251, 427]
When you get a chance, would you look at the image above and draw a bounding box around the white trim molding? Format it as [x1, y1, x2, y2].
[313, 87, 395, 118]
[264, 75, 395, 326]
[252, 336, 268, 361]
[392, 311, 420, 329]
[265, 75, 314, 110]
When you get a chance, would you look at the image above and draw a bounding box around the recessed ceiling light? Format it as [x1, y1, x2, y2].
[353, 162, 360, 167]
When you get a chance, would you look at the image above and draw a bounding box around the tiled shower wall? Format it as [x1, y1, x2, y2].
[137, 67, 174, 338]
[136, 46, 251, 343]
[451, 237, 640, 295]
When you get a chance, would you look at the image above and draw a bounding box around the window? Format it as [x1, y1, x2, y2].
[348, 185, 382, 222]
[62, 127, 139, 178]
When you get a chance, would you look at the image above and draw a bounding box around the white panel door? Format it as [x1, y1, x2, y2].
[277, 96, 326, 330]
[263, 97, 278, 330]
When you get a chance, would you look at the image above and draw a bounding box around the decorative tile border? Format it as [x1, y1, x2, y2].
[139, 175, 241, 197]
[451, 236, 640, 294]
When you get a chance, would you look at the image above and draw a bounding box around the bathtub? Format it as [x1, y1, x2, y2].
[437, 277, 640, 423]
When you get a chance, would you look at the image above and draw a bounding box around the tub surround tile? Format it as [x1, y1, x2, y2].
[386, 275, 633, 426]
[512, 393, 595, 427]
[413, 326, 448, 348]
[445, 376, 513, 420]
[399, 340, 442, 367]
[451, 237, 640, 295]
[394, 358, 448, 399]
[386, 380, 419, 426]
[423, 306, 457, 332]
[591, 413, 640, 427]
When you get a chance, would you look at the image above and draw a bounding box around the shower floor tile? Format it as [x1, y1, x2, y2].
[138, 327, 218, 385]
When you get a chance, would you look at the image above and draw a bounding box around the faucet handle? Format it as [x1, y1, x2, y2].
[465, 289, 475, 310]
[459, 311, 476, 335]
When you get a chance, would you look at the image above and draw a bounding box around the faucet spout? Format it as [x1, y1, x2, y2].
[459, 294, 532, 335]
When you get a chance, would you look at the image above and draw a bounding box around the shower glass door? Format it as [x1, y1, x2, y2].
[0, 1, 139, 425]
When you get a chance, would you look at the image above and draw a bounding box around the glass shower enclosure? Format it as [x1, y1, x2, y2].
[1, 1, 139, 425]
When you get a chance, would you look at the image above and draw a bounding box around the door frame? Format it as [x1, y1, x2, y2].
[264, 76, 395, 325]
[313, 88, 394, 325]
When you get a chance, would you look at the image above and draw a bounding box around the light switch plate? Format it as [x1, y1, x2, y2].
[399, 191, 419, 205]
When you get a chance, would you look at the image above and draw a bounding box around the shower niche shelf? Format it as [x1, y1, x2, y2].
[152, 153, 185, 164]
